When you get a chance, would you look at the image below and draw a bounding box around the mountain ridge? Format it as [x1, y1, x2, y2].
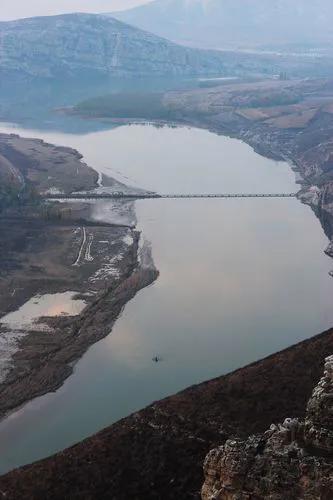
[112, 0, 333, 50]
[0, 12, 237, 79]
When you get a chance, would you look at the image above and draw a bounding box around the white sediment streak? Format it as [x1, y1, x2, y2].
[89, 255, 122, 282]
[85, 234, 94, 262]
[122, 231, 134, 246]
[45, 187, 65, 195]
[138, 235, 155, 270]
[111, 33, 121, 67]
[97, 171, 103, 188]
[73, 227, 87, 266]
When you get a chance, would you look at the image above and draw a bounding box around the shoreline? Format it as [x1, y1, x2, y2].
[70, 78, 333, 261]
[0, 82, 333, 418]
[0, 84, 333, 494]
[0, 235, 158, 421]
[164, 81, 333, 254]
[1, 83, 332, 418]
[0, 133, 158, 420]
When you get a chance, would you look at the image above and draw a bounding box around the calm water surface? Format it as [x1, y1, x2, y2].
[0, 123, 332, 473]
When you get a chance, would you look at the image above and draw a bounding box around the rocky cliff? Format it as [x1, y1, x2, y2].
[202, 356, 333, 499]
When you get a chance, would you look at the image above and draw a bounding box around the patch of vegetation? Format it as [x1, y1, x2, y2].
[41, 203, 73, 221]
[73, 93, 178, 120]
[232, 89, 302, 108]
[0, 183, 41, 214]
[0, 184, 20, 212]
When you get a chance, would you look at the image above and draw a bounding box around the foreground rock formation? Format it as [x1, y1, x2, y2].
[202, 356, 333, 500]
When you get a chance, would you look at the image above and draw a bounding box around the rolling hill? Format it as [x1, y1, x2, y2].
[0, 12, 242, 79]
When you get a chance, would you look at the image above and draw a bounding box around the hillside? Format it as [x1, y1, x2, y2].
[0, 326, 332, 499]
[0, 13, 245, 79]
[1, 12, 333, 89]
[113, 0, 333, 50]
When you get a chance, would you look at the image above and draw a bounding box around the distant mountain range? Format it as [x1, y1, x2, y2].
[112, 0, 333, 50]
[0, 13, 244, 80]
[1, 11, 332, 86]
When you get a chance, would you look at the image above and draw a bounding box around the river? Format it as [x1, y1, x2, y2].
[0, 122, 332, 473]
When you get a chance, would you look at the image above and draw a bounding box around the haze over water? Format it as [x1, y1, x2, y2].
[0, 122, 332, 473]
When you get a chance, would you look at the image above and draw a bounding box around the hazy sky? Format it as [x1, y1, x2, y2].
[0, 0, 151, 21]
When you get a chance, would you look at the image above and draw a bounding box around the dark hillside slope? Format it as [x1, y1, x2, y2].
[0, 327, 332, 499]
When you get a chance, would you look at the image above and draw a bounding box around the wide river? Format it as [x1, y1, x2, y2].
[0, 122, 332, 473]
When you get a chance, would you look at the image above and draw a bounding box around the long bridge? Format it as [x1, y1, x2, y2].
[46, 192, 297, 200]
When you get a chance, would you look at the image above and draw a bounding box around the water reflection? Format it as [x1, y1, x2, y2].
[0, 292, 87, 384]
[0, 122, 295, 194]
[0, 76, 198, 133]
[1, 292, 86, 328]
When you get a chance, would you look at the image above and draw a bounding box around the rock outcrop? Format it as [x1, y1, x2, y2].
[202, 356, 333, 500]
[304, 355, 333, 454]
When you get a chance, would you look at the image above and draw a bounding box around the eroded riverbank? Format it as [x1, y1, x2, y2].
[0, 132, 158, 419]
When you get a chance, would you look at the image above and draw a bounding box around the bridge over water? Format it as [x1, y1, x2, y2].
[46, 192, 297, 200]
